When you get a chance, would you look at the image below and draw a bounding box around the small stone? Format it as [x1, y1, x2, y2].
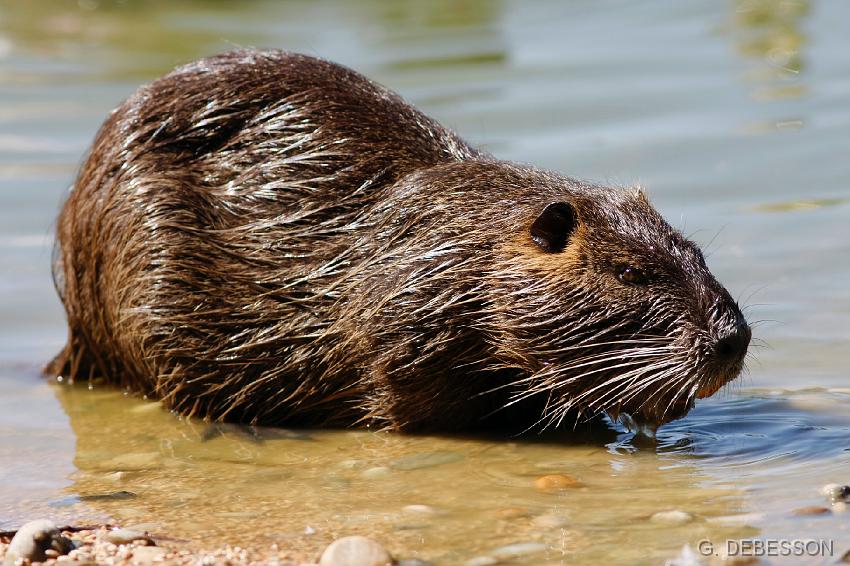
[390, 451, 463, 471]
[791, 505, 831, 516]
[78, 490, 137, 502]
[4, 520, 74, 565]
[361, 466, 392, 479]
[650, 510, 693, 524]
[130, 400, 163, 414]
[465, 557, 499, 566]
[491, 542, 548, 557]
[105, 528, 151, 545]
[532, 513, 569, 528]
[102, 451, 161, 470]
[130, 545, 167, 564]
[403, 504, 437, 514]
[534, 474, 581, 490]
[664, 545, 701, 566]
[724, 557, 760, 565]
[494, 507, 531, 519]
[706, 512, 764, 526]
[319, 536, 393, 566]
[125, 523, 160, 533]
[103, 471, 128, 482]
[821, 483, 850, 503]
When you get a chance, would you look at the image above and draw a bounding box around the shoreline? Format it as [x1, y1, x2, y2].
[1, 521, 398, 566]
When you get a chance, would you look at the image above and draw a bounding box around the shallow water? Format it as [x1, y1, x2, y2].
[1, 0, 849, 564]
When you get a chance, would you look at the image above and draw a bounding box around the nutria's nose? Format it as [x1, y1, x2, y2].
[714, 319, 751, 363]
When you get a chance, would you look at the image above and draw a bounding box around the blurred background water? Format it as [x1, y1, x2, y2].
[1, 1, 848, 565]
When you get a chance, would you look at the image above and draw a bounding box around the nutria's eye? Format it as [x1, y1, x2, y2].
[617, 265, 649, 286]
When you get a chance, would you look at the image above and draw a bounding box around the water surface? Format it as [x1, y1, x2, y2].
[1, 1, 849, 564]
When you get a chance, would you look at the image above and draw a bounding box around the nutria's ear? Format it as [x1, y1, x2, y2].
[530, 202, 578, 253]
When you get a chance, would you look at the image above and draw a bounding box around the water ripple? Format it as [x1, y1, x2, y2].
[656, 391, 850, 465]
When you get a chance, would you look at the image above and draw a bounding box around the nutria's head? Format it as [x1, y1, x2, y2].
[491, 184, 750, 431]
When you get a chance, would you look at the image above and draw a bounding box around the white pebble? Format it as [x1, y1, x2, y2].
[532, 513, 570, 528]
[492, 542, 547, 557]
[706, 512, 764, 526]
[821, 483, 850, 503]
[650, 510, 693, 524]
[361, 466, 392, 479]
[319, 536, 393, 566]
[403, 504, 436, 514]
[4, 520, 73, 565]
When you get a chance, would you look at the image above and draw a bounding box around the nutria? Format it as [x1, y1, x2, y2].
[48, 49, 751, 433]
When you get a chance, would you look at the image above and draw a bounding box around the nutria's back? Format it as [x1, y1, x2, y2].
[50, 50, 750, 432]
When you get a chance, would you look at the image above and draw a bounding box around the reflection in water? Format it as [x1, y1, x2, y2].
[727, 0, 810, 100]
[659, 391, 850, 463]
[369, 0, 507, 71]
[375, 0, 502, 30]
[0, 0, 281, 83]
[750, 196, 850, 213]
[0, 0, 508, 82]
[50, 382, 752, 565]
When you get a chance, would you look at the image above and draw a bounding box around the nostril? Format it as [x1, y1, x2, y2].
[714, 323, 751, 362]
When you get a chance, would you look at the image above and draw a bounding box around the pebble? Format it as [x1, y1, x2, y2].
[102, 451, 161, 470]
[532, 513, 570, 528]
[390, 451, 463, 471]
[650, 510, 693, 525]
[130, 400, 163, 414]
[104, 527, 151, 545]
[493, 507, 531, 519]
[4, 519, 74, 565]
[664, 544, 701, 566]
[361, 466, 392, 479]
[78, 490, 137, 502]
[103, 471, 128, 482]
[129, 545, 167, 564]
[319, 536, 393, 566]
[465, 557, 500, 566]
[534, 474, 581, 490]
[791, 505, 831, 516]
[491, 541, 547, 557]
[706, 512, 764, 526]
[722, 557, 760, 565]
[821, 483, 850, 503]
[403, 504, 437, 514]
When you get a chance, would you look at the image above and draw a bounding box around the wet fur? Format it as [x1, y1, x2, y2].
[49, 50, 749, 432]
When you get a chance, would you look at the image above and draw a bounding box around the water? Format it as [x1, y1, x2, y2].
[1, 0, 848, 564]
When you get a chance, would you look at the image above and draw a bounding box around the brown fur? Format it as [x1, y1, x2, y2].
[49, 50, 751, 433]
